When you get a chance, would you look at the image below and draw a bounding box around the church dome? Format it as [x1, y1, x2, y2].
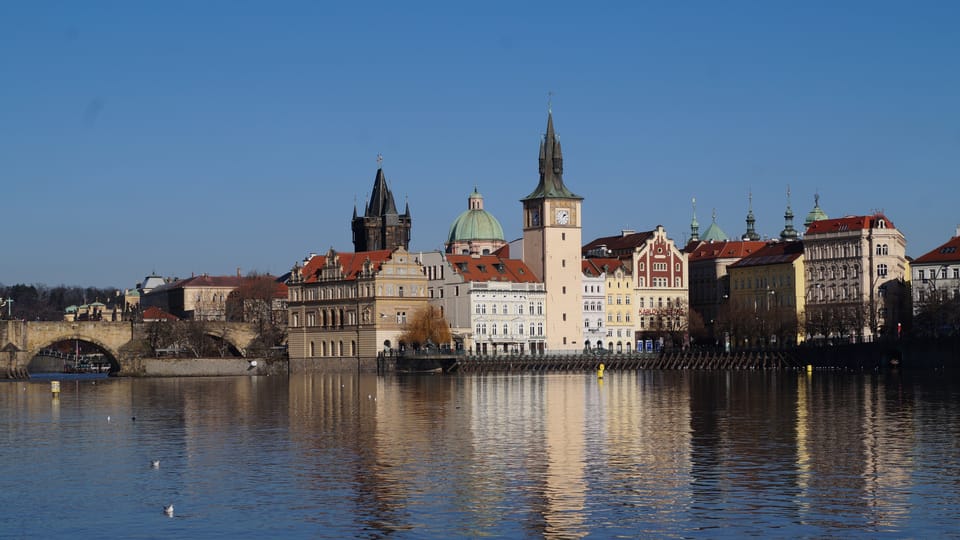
[447, 189, 505, 245]
[804, 194, 829, 228]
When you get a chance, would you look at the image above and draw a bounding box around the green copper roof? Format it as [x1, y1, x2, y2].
[804, 194, 829, 227]
[522, 111, 582, 201]
[701, 209, 728, 242]
[448, 189, 505, 244]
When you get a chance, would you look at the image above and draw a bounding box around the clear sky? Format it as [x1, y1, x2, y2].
[2, 1, 958, 289]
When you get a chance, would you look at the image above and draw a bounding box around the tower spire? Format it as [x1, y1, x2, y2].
[780, 185, 799, 241]
[523, 107, 581, 201]
[689, 197, 700, 242]
[743, 190, 760, 241]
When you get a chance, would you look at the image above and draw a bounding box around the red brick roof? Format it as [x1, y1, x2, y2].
[445, 254, 539, 283]
[805, 213, 896, 236]
[729, 241, 804, 268]
[688, 240, 767, 262]
[300, 250, 395, 283]
[582, 231, 654, 254]
[582, 258, 625, 277]
[913, 235, 960, 264]
[142, 306, 178, 321]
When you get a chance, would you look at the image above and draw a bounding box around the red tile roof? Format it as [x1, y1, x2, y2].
[912, 235, 960, 264]
[142, 306, 178, 321]
[581, 258, 625, 277]
[688, 240, 767, 262]
[582, 231, 654, 254]
[445, 254, 540, 283]
[300, 250, 395, 283]
[805, 213, 896, 236]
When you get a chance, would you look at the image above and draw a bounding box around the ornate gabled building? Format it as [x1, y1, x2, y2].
[286, 246, 428, 368]
[521, 110, 584, 351]
[803, 213, 907, 340]
[583, 225, 688, 348]
[421, 251, 545, 355]
[352, 165, 412, 252]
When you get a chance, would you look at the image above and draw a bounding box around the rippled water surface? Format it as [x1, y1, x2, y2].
[2, 370, 960, 538]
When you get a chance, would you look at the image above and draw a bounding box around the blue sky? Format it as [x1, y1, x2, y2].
[2, 1, 958, 288]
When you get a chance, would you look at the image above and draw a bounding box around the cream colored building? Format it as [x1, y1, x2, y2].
[803, 213, 907, 340]
[421, 251, 545, 354]
[286, 247, 428, 365]
[521, 111, 584, 352]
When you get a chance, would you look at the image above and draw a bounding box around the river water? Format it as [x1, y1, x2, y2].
[2, 369, 959, 539]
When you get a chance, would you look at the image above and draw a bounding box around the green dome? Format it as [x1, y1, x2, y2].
[804, 194, 828, 227]
[447, 188, 505, 244]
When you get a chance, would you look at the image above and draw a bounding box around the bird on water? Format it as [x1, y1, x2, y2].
[163, 504, 174, 516]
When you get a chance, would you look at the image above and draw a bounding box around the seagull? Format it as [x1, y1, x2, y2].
[151, 460, 160, 468]
[163, 504, 174, 517]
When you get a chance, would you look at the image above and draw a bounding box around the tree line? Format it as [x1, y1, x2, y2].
[0, 283, 123, 321]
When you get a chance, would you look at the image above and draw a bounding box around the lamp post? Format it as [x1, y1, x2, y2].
[0, 297, 12, 319]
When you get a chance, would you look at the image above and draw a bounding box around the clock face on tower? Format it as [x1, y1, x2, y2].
[555, 208, 570, 225]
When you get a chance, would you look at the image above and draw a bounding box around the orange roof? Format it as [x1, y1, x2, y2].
[142, 306, 178, 321]
[583, 231, 654, 254]
[805, 213, 896, 236]
[688, 240, 767, 262]
[913, 235, 960, 264]
[582, 258, 625, 277]
[300, 250, 394, 283]
[445, 254, 540, 283]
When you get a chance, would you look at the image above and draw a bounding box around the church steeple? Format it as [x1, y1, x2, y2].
[689, 197, 700, 242]
[780, 185, 799, 241]
[523, 110, 581, 201]
[742, 191, 760, 241]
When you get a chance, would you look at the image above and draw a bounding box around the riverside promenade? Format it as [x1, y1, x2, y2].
[384, 337, 960, 374]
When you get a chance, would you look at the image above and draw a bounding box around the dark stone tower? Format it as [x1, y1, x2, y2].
[352, 165, 411, 252]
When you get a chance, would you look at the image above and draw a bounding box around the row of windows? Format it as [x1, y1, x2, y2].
[806, 243, 862, 260]
[476, 323, 543, 336]
[807, 265, 861, 282]
[637, 277, 684, 287]
[291, 283, 422, 302]
[308, 340, 357, 357]
[918, 268, 960, 280]
[606, 295, 631, 305]
[475, 303, 543, 315]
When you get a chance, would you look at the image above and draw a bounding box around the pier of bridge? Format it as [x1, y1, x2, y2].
[1, 320, 259, 378]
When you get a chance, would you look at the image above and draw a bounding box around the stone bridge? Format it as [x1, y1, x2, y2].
[1, 320, 259, 377]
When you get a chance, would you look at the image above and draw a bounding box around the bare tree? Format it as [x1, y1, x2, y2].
[398, 306, 452, 350]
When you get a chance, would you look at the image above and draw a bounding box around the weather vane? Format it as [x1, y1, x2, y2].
[547, 91, 553, 113]
[377, 153, 383, 168]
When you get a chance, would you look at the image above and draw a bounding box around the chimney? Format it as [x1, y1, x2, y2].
[956, 224, 960, 238]
[237, 267, 241, 278]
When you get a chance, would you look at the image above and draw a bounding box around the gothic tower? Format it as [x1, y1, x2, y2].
[521, 110, 584, 352]
[352, 163, 412, 252]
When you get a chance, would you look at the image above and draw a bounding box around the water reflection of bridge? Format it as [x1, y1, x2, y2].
[1, 320, 258, 378]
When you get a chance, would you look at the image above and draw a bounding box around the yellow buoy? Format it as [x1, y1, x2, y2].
[51, 380, 60, 396]
[597, 363, 605, 379]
